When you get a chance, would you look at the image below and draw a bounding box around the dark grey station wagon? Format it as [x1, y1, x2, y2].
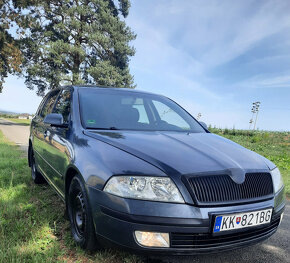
[28, 85, 285, 254]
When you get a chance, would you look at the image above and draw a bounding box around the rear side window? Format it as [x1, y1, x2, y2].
[40, 90, 60, 118]
[53, 90, 71, 123]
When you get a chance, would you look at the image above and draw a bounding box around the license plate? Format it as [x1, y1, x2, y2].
[213, 208, 272, 233]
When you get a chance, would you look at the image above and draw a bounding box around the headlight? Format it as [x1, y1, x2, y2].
[103, 176, 185, 203]
[271, 167, 284, 193]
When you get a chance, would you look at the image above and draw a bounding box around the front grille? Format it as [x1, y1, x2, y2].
[186, 173, 273, 205]
[171, 216, 280, 249]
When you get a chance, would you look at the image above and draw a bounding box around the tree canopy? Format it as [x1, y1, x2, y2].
[0, 0, 136, 95]
[0, 0, 23, 92]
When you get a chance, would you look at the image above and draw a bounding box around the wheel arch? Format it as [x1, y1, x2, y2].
[64, 165, 87, 201]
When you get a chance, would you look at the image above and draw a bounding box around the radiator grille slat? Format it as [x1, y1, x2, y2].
[187, 173, 273, 205]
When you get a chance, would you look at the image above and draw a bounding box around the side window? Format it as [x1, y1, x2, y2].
[152, 100, 190, 130]
[53, 90, 71, 123]
[40, 90, 60, 118]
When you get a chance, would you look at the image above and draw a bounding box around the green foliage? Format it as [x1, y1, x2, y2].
[21, 0, 136, 96]
[0, 113, 15, 118]
[251, 135, 262, 143]
[0, 0, 136, 95]
[0, 0, 24, 92]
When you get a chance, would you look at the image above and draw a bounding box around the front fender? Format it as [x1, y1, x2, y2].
[71, 133, 167, 191]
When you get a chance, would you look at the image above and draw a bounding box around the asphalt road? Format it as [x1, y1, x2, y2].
[0, 118, 289, 263]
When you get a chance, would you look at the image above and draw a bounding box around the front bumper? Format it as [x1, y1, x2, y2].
[88, 186, 285, 255]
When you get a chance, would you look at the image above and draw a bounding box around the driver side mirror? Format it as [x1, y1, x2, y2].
[44, 113, 68, 128]
[199, 121, 208, 130]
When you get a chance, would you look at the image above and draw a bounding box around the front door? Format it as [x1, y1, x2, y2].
[42, 89, 72, 195]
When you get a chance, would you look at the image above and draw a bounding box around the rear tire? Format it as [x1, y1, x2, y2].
[30, 149, 45, 184]
[67, 175, 100, 251]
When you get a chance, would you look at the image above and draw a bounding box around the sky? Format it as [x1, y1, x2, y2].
[0, 0, 290, 131]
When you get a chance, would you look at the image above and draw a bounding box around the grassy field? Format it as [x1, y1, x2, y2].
[0, 131, 142, 263]
[0, 129, 289, 262]
[4, 118, 31, 125]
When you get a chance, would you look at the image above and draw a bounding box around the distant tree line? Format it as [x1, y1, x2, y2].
[0, 0, 136, 95]
[0, 113, 15, 118]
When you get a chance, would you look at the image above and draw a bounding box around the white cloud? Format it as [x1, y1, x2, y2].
[238, 73, 290, 89]
[128, 18, 217, 99]
[128, 0, 290, 130]
[132, 0, 290, 68]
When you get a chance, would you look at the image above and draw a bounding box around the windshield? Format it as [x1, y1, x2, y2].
[78, 88, 205, 133]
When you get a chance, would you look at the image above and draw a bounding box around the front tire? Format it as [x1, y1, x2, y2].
[30, 149, 45, 184]
[67, 175, 99, 251]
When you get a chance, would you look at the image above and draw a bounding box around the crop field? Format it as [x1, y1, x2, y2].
[0, 129, 289, 262]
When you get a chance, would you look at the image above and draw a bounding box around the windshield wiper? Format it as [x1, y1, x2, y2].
[86, 127, 120, 130]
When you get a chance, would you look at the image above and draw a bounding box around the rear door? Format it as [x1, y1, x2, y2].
[33, 89, 60, 177]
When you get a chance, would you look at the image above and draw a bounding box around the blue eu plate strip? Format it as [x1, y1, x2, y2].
[214, 216, 223, 232]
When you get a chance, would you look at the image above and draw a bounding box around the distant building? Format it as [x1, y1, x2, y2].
[18, 113, 33, 120]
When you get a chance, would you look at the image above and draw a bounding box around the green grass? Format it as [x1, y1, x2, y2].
[209, 128, 290, 197]
[0, 131, 143, 263]
[0, 129, 289, 262]
[5, 118, 31, 125]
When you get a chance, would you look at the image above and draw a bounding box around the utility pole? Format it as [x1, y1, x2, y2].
[249, 102, 261, 131]
[253, 102, 261, 130]
[249, 104, 256, 130]
[249, 119, 253, 130]
[250, 101, 261, 130]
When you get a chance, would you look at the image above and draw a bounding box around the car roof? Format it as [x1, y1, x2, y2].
[66, 85, 162, 97]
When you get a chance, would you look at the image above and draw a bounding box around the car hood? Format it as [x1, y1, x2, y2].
[84, 130, 274, 180]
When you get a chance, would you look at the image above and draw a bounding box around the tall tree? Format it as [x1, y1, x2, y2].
[23, 0, 136, 96]
[0, 0, 23, 92]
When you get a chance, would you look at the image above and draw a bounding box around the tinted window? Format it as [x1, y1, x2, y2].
[79, 88, 205, 133]
[40, 90, 60, 118]
[53, 90, 71, 123]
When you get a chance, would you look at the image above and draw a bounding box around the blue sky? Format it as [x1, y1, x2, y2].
[1, 0, 290, 131]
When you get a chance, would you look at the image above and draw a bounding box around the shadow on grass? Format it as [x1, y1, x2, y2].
[0, 120, 30, 126]
[0, 138, 145, 262]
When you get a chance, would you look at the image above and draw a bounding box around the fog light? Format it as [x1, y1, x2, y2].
[134, 231, 170, 248]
